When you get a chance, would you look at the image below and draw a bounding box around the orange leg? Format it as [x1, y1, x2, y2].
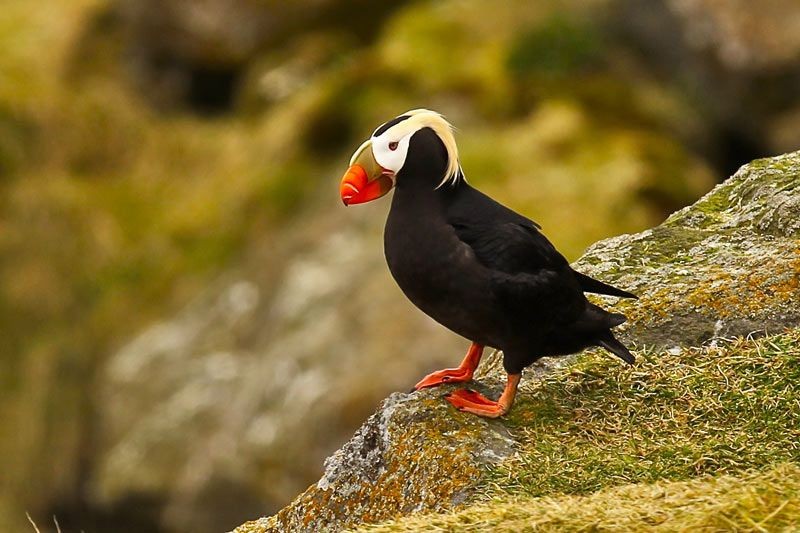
[413, 343, 484, 390]
[445, 373, 521, 418]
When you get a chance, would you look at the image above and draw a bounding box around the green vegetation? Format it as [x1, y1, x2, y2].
[507, 14, 603, 78]
[501, 332, 800, 494]
[356, 329, 800, 531]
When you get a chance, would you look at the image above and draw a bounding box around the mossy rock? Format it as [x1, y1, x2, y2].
[234, 389, 515, 533]
[576, 150, 800, 348]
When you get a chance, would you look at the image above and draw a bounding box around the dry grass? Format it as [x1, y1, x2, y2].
[355, 463, 800, 532]
[26, 512, 61, 533]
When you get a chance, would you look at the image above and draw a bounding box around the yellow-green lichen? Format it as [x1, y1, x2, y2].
[243, 391, 514, 532]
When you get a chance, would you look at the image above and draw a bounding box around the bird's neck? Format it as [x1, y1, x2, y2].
[391, 178, 459, 219]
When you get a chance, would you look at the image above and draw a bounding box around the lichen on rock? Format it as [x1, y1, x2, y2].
[236, 389, 514, 533]
[576, 151, 800, 347]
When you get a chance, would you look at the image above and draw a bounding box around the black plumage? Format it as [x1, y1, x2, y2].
[384, 128, 634, 375]
[341, 115, 637, 416]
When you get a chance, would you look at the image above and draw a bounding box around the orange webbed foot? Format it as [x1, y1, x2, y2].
[444, 373, 521, 419]
[412, 343, 484, 391]
[445, 389, 507, 418]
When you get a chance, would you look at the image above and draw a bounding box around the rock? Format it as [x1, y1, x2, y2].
[245, 390, 514, 533]
[233, 151, 800, 532]
[576, 151, 800, 347]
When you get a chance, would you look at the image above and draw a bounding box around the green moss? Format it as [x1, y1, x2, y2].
[633, 226, 708, 263]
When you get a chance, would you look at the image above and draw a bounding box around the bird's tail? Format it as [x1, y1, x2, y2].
[597, 331, 635, 365]
[573, 270, 638, 299]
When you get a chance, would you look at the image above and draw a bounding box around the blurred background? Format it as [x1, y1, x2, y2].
[3, 0, 800, 531]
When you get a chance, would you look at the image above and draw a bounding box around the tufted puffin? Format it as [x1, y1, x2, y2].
[339, 109, 636, 418]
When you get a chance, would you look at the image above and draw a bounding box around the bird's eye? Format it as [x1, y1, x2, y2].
[388, 141, 399, 151]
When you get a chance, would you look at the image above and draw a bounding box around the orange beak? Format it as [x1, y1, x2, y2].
[340, 139, 394, 206]
[340, 164, 394, 206]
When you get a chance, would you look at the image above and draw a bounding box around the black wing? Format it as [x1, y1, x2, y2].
[447, 183, 636, 299]
[446, 183, 577, 315]
[450, 219, 567, 275]
[448, 216, 585, 323]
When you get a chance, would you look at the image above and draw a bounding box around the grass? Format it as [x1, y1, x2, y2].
[355, 463, 800, 532]
[26, 512, 61, 533]
[500, 331, 800, 496]
[356, 329, 800, 531]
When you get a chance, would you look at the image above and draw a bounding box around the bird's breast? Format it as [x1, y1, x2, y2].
[383, 207, 499, 343]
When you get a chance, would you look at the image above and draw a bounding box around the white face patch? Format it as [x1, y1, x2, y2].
[371, 129, 412, 176]
[362, 109, 463, 187]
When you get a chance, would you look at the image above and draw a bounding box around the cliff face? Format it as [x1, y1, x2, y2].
[234, 151, 800, 532]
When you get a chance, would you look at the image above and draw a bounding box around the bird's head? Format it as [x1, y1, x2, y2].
[339, 109, 461, 205]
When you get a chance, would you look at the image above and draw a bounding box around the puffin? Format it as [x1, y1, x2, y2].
[339, 109, 636, 418]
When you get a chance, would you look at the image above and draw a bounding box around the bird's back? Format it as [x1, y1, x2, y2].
[386, 182, 598, 349]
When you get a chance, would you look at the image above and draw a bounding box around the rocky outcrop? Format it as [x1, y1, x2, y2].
[234, 152, 800, 532]
[577, 151, 800, 347]
[243, 390, 514, 533]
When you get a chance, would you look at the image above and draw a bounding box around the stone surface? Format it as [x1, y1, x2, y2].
[577, 151, 800, 348]
[255, 390, 513, 532]
[233, 151, 800, 532]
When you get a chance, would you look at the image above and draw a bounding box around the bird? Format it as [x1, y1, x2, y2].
[339, 109, 637, 418]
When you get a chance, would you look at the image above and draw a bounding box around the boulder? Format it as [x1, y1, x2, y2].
[246, 390, 514, 533]
[577, 151, 800, 347]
